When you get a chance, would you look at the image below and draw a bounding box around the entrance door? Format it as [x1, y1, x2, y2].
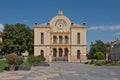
[52, 48, 68, 61]
[53, 48, 57, 57]
[59, 48, 62, 57]
[64, 48, 68, 61]
[77, 50, 81, 59]
[52, 48, 57, 61]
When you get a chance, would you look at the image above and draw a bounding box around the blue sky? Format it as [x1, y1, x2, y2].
[0, 0, 120, 49]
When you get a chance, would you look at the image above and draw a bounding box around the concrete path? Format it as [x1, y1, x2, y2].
[0, 62, 120, 80]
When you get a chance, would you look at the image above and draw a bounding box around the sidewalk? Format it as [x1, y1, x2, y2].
[0, 62, 119, 80]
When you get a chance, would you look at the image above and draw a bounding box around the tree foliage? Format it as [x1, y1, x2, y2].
[0, 42, 2, 49]
[5, 54, 23, 65]
[2, 23, 34, 55]
[0, 42, 3, 55]
[94, 52, 105, 60]
[89, 40, 107, 59]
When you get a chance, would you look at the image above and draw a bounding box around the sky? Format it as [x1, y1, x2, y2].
[0, 0, 120, 49]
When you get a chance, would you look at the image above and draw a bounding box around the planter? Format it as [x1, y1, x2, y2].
[4, 65, 31, 71]
[18, 66, 31, 71]
[33, 62, 50, 66]
[9, 65, 16, 71]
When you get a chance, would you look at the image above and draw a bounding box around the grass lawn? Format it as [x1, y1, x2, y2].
[0, 59, 30, 72]
[20, 60, 30, 66]
[85, 60, 120, 66]
[0, 60, 8, 72]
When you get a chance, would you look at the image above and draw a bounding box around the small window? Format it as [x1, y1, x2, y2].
[41, 33, 44, 44]
[65, 36, 68, 44]
[77, 33, 80, 44]
[59, 36, 62, 44]
[53, 36, 57, 44]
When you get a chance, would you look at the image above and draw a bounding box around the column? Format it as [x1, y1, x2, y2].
[68, 52, 71, 62]
[49, 49, 52, 62]
[68, 49, 71, 62]
[57, 48, 59, 57]
[57, 35, 59, 44]
[62, 48, 64, 57]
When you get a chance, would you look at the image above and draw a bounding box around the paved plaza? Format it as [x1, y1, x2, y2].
[0, 62, 120, 80]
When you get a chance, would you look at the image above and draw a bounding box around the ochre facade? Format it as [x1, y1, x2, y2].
[34, 10, 87, 62]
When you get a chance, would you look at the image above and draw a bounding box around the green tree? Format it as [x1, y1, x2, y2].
[0, 42, 3, 55]
[89, 40, 107, 59]
[2, 23, 34, 55]
[0, 42, 2, 49]
[94, 52, 105, 60]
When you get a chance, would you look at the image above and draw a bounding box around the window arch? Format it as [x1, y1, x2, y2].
[77, 33, 80, 44]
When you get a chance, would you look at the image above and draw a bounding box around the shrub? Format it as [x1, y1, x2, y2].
[89, 59, 120, 66]
[94, 52, 105, 60]
[93, 60, 106, 66]
[27, 55, 37, 65]
[37, 55, 46, 62]
[105, 60, 112, 64]
[20, 60, 30, 66]
[5, 54, 23, 65]
[28, 55, 46, 65]
[0, 60, 8, 72]
[84, 61, 90, 64]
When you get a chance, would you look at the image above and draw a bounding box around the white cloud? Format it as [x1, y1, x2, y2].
[0, 24, 4, 32]
[88, 25, 120, 31]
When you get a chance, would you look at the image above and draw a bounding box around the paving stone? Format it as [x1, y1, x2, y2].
[0, 62, 120, 80]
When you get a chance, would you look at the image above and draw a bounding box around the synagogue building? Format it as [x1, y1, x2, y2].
[34, 10, 87, 62]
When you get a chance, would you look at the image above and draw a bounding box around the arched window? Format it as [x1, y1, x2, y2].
[77, 33, 80, 44]
[77, 50, 80, 59]
[59, 36, 62, 44]
[59, 48, 62, 57]
[41, 33, 44, 44]
[53, 36, 57, 44]
[64, 48, 68, 57]
[40, 50, 44, 57]
[65, 36, 68, 44]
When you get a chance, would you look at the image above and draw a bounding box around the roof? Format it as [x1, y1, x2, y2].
[40, 22, 49, 26]
[71, 22, 84, 27]
[106, 40, 120, 47]
[35, 10, 86, 27]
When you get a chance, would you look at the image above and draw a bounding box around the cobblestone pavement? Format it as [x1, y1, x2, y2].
[0, 62, 120, 80]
